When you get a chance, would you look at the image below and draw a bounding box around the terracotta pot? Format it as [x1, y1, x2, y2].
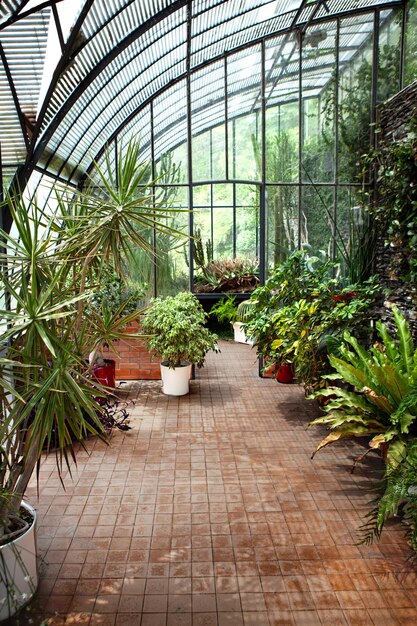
[93, 359, 116, 389]
[276, 363, 295, 384]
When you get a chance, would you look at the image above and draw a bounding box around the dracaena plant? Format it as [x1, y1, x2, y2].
[309, 305, 417, 465]
[0, 137, 186, 542]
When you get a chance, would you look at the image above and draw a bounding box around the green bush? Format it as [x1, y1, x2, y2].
[242, 251, 377, 391]
[141, 291, 218, 368]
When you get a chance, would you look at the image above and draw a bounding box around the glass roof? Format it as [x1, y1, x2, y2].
[0, 0, 403, 188]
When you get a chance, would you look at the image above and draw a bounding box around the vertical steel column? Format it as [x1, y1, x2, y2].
[297, 29, 303, 250]
[150, 100, 158, 297]
[0, 143, 10, 314]
[232, 120, 236, 178]
[0, 43, 29, 151]
[224, 55, 229, 181]
[52, 3, 65, 53]
[332, 20, 340, 264]
[0, 143, 3, 215]
[260, 41, 266, 287]
[371, 11, 380, 150]
[210, 131, 214, 248]
[399, 2, 407, 91]
[186, 0, 194, 292]
[232, 182, 237, 258]
[114, 135, 119, 190]
[259, 42, 267, 378]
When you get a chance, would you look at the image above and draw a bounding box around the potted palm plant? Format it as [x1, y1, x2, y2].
[0, 139, 185, 620]
[140, 291, 218, 395]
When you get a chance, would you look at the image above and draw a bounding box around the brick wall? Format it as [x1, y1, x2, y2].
[102, 320, 161, 380]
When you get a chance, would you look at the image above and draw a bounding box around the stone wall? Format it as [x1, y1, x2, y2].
[374, 80, 417, 336]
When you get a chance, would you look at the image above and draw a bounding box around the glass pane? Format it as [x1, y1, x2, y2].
[1, 167, 17, 194]
[404, 0, 417, 87]
[300, 185, 333, 258]
[336, 186, 374, 283]
[377, 9, 402, 105]
[193, 184, 213, 289]
[213, 183, 233, 206]
[228, 46, 262, 181]
[266, 103, 299, 183]
[265, 34, 299, 183]
[266, 185, 298, 269]
[338, 14, 373, 183]
[191, 62, 226, 181]
[127, 233, 154, 302]
[302, 21, 337, 184]
[155, 186, 189, 296]
[213, 207, 233, 258]
[154, 82, 188, 183]
[235, 185, 259, 259]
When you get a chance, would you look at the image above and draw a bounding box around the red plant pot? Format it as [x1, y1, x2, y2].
[331, 291, 358, 303]
[93, 359, 116, 389]
[276, 363, 295, 384]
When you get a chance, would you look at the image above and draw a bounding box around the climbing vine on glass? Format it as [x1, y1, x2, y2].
[362, 117, 417, 283]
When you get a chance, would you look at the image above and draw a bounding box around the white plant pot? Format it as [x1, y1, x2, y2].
[0, 501, 38, 621]
[160, 362, 192, 396]
[233, 322, 253, 345]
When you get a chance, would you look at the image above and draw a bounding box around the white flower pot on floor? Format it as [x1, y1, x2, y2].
[160, 362, 192, 396]
[233, 322, 253, 345]
[0, 501, 38, 621]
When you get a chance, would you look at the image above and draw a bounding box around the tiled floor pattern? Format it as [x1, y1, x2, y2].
[27, 340, 417, 625]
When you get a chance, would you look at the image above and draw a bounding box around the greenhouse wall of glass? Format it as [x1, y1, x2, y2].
[1, 0, 417, 298]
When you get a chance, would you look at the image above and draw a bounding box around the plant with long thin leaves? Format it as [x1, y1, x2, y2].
[0, 137, 187, 550]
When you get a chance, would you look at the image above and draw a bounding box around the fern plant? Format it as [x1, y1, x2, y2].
[310, 306, 417, 465]
[360, 440, 417, 552]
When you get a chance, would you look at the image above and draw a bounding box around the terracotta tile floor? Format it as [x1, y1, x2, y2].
[26, 340, 417, 625]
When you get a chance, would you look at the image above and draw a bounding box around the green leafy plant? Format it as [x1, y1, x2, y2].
[242, 251, 335, 361]
[359, 439, 417, 551]
[0, 137, 186, 615]
[310, 306, 417, 463]
[89, 270, 147, 317]
[210, 296, 238, 325]
[361, 117, 417, 285]
[140, 291, 218, 368]
[243, 251, 377, 390]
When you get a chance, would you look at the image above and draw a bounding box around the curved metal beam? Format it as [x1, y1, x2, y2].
[17, 0, 188, 191]
[21, 0, 306, 186]
[16, 0, 402, 194]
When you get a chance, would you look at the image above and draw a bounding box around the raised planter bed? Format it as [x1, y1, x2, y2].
[102, 320, 161, 380]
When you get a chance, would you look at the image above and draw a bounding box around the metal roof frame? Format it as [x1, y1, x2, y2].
[0, 0, 406, 201]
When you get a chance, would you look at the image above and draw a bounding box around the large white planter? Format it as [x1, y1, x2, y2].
[160, 362, 192, 396]
[0, 501, 38, 622]
[233, 322, 253, 345]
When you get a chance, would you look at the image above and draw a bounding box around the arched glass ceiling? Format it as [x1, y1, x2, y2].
[0, 0, 405, 191]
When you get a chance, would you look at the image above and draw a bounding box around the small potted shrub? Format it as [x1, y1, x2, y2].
[141, 292, 218, 395]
